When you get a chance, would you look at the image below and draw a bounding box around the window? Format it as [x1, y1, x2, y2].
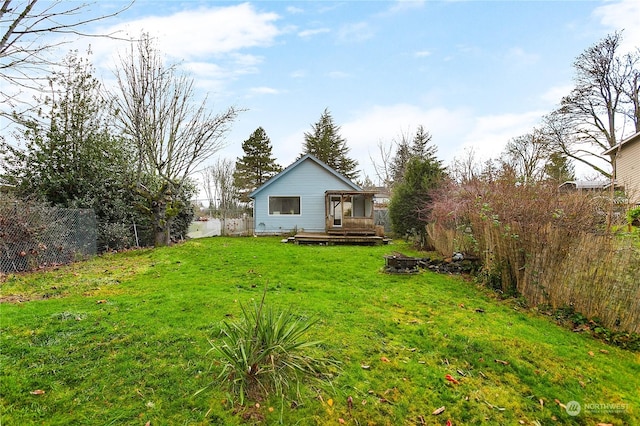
[269, 196, 300, 215]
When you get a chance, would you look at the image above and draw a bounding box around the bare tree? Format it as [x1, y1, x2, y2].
[449, 147, 479, 184]
[111, 33, 240, 246]
[1, 0, 132, 111]
[552, 32, 639, 178]
[369, 140, 393, 188]
[622, 50, 640, 133]
[502, 129, 551, 185]
[542, 109, 612, 178]
[201, 158, 238, 215]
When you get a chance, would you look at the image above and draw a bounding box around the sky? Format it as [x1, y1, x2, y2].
[5, 0, 640, 188]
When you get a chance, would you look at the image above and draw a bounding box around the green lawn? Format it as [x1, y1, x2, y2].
[1, 237, 638, 425]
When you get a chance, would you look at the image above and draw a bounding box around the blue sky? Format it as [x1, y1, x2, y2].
[9, 1, 640, 184]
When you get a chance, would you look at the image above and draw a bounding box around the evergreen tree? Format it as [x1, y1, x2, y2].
[544, 151, 575, 185]
[390, 125, 437, 185]
[234, 127, 282, 202]
[301, 108, 359, 180]
[390, 139, 411, 185]
[388, 156, 445, 248]
[411, 125, 437, 160]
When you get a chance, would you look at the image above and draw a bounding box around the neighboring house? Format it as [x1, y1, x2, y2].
[558, 180, 609, 192]
[603, 131, 640, 205]
[368, 186, 391, 208]
[249, 154, 376, 235]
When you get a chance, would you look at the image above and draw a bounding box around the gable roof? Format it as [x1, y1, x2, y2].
[249, 154, 361, 199]
[603, 130, 640, 155]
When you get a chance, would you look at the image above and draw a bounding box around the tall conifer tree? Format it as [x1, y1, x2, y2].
[301, 108, 359, 180]
[234, 127, 282, 202]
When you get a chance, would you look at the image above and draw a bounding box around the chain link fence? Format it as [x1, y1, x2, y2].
[0, 201, 97, 273]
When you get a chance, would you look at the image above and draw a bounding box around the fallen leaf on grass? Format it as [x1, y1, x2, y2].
[347, 396, 353, 410]
[338, 418, 345, 424]
[327, 398, 333, 407]
[494, 359, 509, 365]
[599, 349, 609, 354]
[445, 374, 460, 384]
[597, 423, 613, 426]
[554, 399, 566, 409]
[432, 406, 445, 415]
[588, 351, 595, 357]
[446, 420, 452, 426]
[96, 299, 107, 304]
[380, 356, 390, 363]
[30, 389, 45, 395]
[361, 365, 370, 370]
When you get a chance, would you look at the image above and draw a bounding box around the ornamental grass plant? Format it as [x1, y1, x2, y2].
[204, 287, 336, 406]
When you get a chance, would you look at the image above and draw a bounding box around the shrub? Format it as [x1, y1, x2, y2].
[428, 178, 640, 334]
[204, 292, 335, 405]
[98, 223, 135, 252]
[627, 206, 640, 227]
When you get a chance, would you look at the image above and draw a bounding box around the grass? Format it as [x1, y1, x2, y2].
[1, 237, 638, 425]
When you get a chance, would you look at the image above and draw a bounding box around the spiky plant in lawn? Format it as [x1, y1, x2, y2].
[206, 290, 332, 405]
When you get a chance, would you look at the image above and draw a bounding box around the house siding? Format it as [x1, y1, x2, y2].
[253, 158, 358, 234]
[616, 136, 640, 205]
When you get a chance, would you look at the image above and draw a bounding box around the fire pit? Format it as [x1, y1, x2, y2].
[383, 252, 424, 274]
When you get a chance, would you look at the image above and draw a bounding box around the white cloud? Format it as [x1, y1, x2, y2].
[539, 84, 573, 106]
[505, 47, 539, 66]
[286, 6, 304, 14]
[87, 3, 281, 63]
[290, 69, 306, 78]
[298, 28, 330, 38]
[338, 104, 472, 179]
[337, 22, 375, 43]
[414, 50, 432, 58]
[336, 104, 544, 181]
[387, 0, 426, 15]
[458, 110, 545, 163]
[61, 4, 282, 100]
[248, 87, 280, 95]
[593, 0, 640, 53]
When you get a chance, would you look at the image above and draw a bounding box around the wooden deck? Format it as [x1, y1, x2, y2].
[285, 232, 391, 246]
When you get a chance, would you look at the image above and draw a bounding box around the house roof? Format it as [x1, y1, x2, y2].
[248, 154, 361, 199]
[558, 180, 609, 190]
[602, 130, 640, 155]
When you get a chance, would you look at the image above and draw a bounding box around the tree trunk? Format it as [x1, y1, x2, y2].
[152, 200, 172, 247]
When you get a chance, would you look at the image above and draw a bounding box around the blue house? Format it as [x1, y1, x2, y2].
[249, 154, 376, 236]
